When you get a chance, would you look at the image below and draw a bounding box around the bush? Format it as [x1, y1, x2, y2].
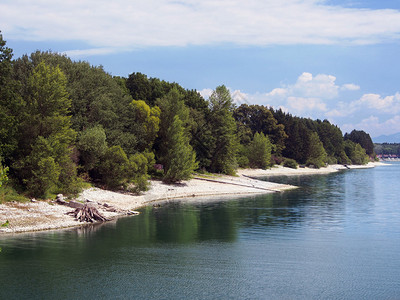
[272, 155, 284, 165]
[0, 163, 9, 188]
[305, 158, 326, 169]
[247, 132, 272, 169]
[283, 158, 298, 169]
[327, 156, 337, 165]
[98, 146, 130, 189]
[27, 157, 60, 198]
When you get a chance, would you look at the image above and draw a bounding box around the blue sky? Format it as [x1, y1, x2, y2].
[2, 0, 400, 138]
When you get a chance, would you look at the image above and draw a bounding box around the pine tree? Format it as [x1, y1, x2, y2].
[163, 116, 197, 183]
[208, 85, 238, 174]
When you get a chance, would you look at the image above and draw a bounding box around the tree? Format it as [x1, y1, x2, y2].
[127, 151, 154, 193]
[316, 119, 346, 163]
[306, 132, 328, 168]
[156, 87, 190, 164]
[98, 146, 130, 189]
[344, 140, 369, 165]
[234, 104, 287, 155]
[247, 132, 272, 169]
[0, 31, 20, 162]
[123, 99, 160, 153]
[208, 85, 238, 174]
[163, 116, 197, 183]
[344, 130, 375, 157]
[0, 161, 8, 189]
[77, 126, 108, 171]
[13, 62, 77, 197]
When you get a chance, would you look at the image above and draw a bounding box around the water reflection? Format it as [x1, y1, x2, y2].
[2, 164, 400, 299]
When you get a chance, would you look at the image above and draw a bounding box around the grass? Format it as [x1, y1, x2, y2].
[0, 185, 29, 204]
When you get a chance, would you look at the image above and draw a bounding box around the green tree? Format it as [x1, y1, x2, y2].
[156, 87, 190, 164]
[163, 116, 197, 183]
[247, 132, 272, 169]
[0, 162, 8, 188]
[0, 31, 21, 162]
[77, 126, 108, 171]
[13, 62, 77, 197]
[306, 132, 328, 168]
[344, 130, 375, 157]
[316, 119, 346, 163]
[98, 146, 130, 189]
[234, 104, 287, 155]
[344, 140, 369, 165]
[127, 152, 153, 193]
[208, 85, 238, 175]
[123, 99, 160, 152]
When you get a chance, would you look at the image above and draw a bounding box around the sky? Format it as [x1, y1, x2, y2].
[1, 0, 400, 138]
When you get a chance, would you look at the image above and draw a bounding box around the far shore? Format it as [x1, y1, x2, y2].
[0, 161, 387, 234]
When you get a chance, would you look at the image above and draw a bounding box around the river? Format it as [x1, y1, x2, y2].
[1, 163, 400, 299]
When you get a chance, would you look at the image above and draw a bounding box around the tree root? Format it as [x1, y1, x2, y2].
[67, 204, 109, 223]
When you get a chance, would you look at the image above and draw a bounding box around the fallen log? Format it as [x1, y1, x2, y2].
[67, 204, 109, 223]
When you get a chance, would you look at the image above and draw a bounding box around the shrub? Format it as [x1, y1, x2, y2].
[98, 146, 130, 189]
[283, 158, 298, 169]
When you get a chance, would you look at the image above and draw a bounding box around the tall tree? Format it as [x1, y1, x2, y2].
[14, 62, 77, 197]
[306, 132, 328, 168]
[163, 116, 197, 183]
[344, 130, 375, 157]
[0, 32, 21, 162]
[234, 104, 287, 155]
[156, 87, 190, 164]
[208, 85, 238, 175]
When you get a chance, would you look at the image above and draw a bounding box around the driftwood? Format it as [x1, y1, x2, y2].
[67, 204, 109, 223]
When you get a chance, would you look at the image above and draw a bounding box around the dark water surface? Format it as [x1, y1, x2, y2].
[1, 163, 400, 299]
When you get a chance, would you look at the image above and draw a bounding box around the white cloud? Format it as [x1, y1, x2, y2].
[329, 92, 400, 117]
[199, 88, 213, 100]
[355, 93, 400, 113]
[342, 115, 400, 137]
[257, 72, 357, 115]
[1, 0, 400, 51]
[63, 48, 121, 57]
[287, 96, 327, 113]
[231, 90, 251, 106]
[291, 72, 339, 99]
[341, 83, 360, 91]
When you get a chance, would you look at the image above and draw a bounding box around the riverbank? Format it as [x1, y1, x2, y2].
[0, 162, 386, 234]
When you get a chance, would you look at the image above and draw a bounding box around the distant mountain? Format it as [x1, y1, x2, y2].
[373, 132, 400, 143]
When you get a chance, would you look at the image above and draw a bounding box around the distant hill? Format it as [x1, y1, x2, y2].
[373, 132, 400, 143]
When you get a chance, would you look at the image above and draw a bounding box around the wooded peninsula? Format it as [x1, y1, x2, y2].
[0, 32, 375, 202]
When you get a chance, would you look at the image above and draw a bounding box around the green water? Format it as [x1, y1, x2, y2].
[1, 163, 400, 299]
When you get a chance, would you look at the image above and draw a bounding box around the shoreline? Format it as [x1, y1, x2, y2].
[0, 162, 387, 234]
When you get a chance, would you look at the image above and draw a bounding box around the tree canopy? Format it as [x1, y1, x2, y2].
[0, 34, 375, 199]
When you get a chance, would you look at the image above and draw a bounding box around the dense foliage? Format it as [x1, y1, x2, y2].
[374, 143, 400, 156]
[0, 32, 374, 199]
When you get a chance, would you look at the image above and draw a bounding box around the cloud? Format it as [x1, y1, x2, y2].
[341, 83, 360, 91]
[327, 92, 400, 117]
[287, 96, 327, 113]
[63, 48, 121, 57]
[291, 72, 339, 99]
[199, 88, 213, 100]
[259, 72, 358, 116]
[355, 93, 400, 113]
[1, 0, 400, 51]
[342, 115, 400, 137]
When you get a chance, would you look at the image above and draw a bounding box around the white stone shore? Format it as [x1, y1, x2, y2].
[0, 162, 386, 234]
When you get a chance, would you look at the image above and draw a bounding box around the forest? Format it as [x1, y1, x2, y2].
[374, 143, 400, 156]
[0, 32, 374, 200]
